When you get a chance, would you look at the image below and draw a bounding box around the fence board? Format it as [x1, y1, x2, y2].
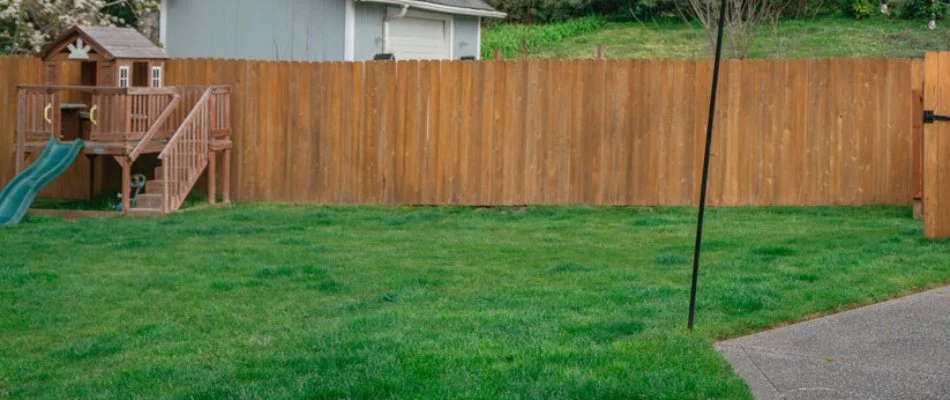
[406, 61, 425, 204]
[924, 53, 950, 237]
[568, 60, 587, 204]
[894, 59, 913, 205]
[458, 60, 475, 204]
[643, 59, 662, 205]
[738, 60, 757, 205]
[421, 61, 438, 204]
[502, 61, 524, 205]
[523, 60, 542, 205]
[490, 60, 506, 205]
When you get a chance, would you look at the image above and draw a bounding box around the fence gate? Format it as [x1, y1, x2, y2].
[922, 52, 950, 238]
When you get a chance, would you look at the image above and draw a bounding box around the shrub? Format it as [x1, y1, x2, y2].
[481, 16, 606, 59]
[841, 0, 877, 19]
[484, 0, 596, 23]
[612, 0, 685, 20]
[898, 0, 947, 20]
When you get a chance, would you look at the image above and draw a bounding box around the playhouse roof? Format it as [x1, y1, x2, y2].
[41, 26, 167, 60]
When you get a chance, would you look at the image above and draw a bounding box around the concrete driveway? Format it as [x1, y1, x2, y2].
[716, 286, 950, 400]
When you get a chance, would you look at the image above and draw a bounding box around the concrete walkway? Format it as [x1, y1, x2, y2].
[716, 286, 950, 400]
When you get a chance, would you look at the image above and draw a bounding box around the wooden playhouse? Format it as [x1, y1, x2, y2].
[15, 26, 231, 214]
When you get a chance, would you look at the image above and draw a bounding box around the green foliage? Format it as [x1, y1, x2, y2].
[516, 14, 950, 60]
[484, 0, 596, 23]
[898, 0, 947, 20]
[783, 0, 843, 17]
[484, 0, 687, 23]
[483, 0, 843, 24]
[602, 0, 685, 21]
[841, 0, 878, 19]
[101, 2, 143, 27]
[481, 16, 606, 59]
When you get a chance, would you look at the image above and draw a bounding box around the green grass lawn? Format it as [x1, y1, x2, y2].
[493, 16, 950, 59]
[2, 205, 949, 399]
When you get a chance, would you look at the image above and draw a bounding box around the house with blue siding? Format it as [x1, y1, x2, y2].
[159, 0, 505, 61]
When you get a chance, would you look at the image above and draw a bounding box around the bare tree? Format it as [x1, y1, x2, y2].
[683, 0, 785, 59]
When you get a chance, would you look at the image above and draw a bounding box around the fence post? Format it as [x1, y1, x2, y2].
[596, 44, 606, 59]
[494, 49, 503, 61]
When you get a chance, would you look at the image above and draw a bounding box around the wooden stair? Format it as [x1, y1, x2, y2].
[127, 87, 217, 215]
[131, 166, 166, 212]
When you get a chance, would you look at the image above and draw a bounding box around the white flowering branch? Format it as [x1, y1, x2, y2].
[0, 0, 159, 54]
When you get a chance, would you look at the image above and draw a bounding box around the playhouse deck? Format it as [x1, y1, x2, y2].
[15, 84, 232, 214]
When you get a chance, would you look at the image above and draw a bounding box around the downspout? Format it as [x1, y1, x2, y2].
[381, 3, 410, 54]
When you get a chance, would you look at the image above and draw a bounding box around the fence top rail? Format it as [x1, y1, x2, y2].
[17, 85, 129, 94]
[17, 85, 227, 95]
[127, 87, 181, 95]
[173, 85, 231, 91]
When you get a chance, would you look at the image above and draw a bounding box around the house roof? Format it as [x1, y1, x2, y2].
[422, 0, 498, 12]
[360, 0, 506, 18]
[41, 26, 168, 60]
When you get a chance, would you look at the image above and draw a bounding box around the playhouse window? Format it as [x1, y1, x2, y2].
[118, 66, 129, 88]
[151, 67, 162, 87]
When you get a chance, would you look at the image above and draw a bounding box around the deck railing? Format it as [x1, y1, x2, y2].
[17, 89, 55, 141]
[15, 87, 56, 172]
[158, 89, 212, 213]
[210, 86, 231, 138]
[16, 85, 180, 143]
[128, 92, 181, 161]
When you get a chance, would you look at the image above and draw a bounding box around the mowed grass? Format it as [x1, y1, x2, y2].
[2, 205, 949, 399]
[508, 16, 950, 59]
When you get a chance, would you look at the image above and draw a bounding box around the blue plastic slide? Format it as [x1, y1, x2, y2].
[0, 139, 84, 225]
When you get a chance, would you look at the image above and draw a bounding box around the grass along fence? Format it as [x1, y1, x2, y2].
[0, 56, 922, 206]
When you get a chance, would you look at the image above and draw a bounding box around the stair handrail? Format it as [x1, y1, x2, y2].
[157, 88, 213, 213]
[159, 89, 211, 159]
[128, 93, 181, 162]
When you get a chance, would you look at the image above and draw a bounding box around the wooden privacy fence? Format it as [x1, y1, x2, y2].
[0, 56, 923, 206]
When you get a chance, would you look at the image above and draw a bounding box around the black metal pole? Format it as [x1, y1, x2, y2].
[688, 0, 729, 331]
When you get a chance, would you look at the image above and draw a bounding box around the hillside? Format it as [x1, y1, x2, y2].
[484, 16, 950, 60]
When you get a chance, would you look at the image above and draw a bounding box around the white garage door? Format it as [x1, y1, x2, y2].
[387, 16, 450, 60]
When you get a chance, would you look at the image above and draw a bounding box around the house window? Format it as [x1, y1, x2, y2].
[118, 66, 130, 88]
[151, 67, 163, 87]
